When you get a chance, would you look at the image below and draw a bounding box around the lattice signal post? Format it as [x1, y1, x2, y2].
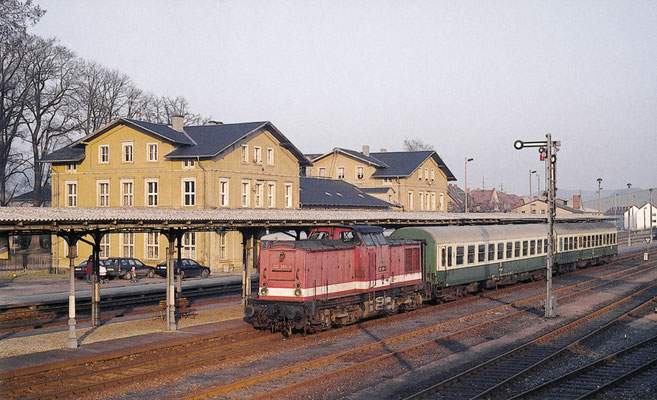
[514, 134, 560, 318]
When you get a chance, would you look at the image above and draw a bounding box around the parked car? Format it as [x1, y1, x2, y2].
[155, 258, 211, 279]
[103, 257, 156, 279]
[73, 260, 108, 279]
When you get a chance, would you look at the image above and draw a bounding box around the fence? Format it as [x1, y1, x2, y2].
[0, 253, 52, 272]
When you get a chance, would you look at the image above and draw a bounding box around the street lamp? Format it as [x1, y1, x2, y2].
[514, 134, 560, 319]
[627, 183, 632, 247]
[464, 157, 474, 213]
[597, 178, 603, 213]
[530, 170, 537, 199]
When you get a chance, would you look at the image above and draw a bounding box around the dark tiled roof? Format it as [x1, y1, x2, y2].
[125, 119, 195, 145]
[165, 122, 267, 157]
[361, 187, 393, 194]
[300, 177, 393, 209]
[39, 146, 85, 162]
[370, 151, 456, 181]
[11, 186, 51, 202]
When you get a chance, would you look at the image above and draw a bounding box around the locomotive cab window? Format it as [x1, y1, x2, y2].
[340, 231, 356, 243]
[374, 233, 387, 246]
[362, 234, 375, 247]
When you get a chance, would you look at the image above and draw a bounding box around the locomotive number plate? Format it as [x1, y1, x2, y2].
[272, 264, 292, 271]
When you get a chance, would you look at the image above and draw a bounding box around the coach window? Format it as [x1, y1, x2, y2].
[506, 242, 513, 259]
[559, 238, 563, 252]
[467, 245, 475, 264]
[530, 240, 536, 255]
[447, 247, 453, 267]
[544, 240, 548, 253]
[514, 241, 520, 258]
[497, 243, 504, 260]
[521, 240, 527, 256]
[441, 248, 446, 267]
[537, 239, 542, 254]
[574, 237, 578, 249]
[478, 244, 485, 262]
[456, 246, 464, 265]
[488, 244, 495, 261]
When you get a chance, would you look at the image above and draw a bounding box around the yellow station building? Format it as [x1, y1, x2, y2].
[42, 116, 310, 272]
[308, 146, 456, 211]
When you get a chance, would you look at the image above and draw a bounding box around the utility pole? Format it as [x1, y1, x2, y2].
[650, 188, 654, 235]
[464, 157, 474, 213]
[627, 183, 632, 247]
[514, 134, 560, 318]
[597, 178, 603, 213]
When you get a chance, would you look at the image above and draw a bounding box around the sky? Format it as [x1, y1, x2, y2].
[31, 0, 657, 197]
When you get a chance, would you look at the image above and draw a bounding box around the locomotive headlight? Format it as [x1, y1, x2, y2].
[294, 288, 302, 297]
[260, 287, 268, 295]
[295, 282, 301, 288]
[262, 281, 267, 287]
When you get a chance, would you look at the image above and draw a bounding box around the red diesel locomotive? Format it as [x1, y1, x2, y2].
[245, 225, 424, 334]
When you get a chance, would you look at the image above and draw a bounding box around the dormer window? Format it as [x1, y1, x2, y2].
[182, 159, 195, 169]
[66, 164, 77, 173]
[356, 166, 364, 180]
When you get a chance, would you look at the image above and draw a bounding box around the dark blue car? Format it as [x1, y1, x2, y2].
[155, 259, 211, 279]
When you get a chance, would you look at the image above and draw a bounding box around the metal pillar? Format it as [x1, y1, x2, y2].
[464, 157, 473, 213]
[91, 232, 103, 327]
[627, 183, 632, 247]
[177, 236, 183, 295]
[164, 230, 181, 331]
[242, 231, 251, 306]
[597, 178, 603, 213]
[513, 134, 560, 318]
[65, 233, 78, 348]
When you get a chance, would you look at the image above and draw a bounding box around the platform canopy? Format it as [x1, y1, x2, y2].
[0, 207, 612, 235]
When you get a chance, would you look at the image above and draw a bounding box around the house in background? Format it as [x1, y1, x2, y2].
[468, 188, 525, 213]
[41, 116, 311, 271]
[308, 146, 456, 211]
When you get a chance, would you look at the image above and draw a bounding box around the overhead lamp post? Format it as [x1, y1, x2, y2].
[464, 157, 474, 213]
[530, 170, 537, 200]
[514, 134, 560, 318]
[627, 183, 632, 247]
[597, 178, 603, 213]
[650, 188, 654, 236]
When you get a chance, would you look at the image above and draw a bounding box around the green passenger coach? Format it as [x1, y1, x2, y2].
[390, 223, 617, 302]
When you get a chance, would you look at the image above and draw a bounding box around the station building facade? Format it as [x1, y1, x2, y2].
[42, 116, 310, 271]
[308, 146, 456, 211]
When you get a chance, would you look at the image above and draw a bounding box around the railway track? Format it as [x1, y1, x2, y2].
[0, 252, 649, 399]
[176, 257, 657, 399]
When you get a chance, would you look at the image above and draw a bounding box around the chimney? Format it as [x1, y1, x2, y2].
[379, 148, 387, 152]
[572, 194, 581, 210]
[207, 120, 223, 125]
[362, 145, 370, 157]
[171, 114, 184, 131]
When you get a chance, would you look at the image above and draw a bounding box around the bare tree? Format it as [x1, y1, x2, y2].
[403, 137, 434, 151]
[0, 0, 45, 37]
[22, 36, 77, 205]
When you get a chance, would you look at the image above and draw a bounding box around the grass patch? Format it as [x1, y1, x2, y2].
[0, 270, 68, 281]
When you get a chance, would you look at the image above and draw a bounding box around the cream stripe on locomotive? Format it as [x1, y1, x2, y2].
[261, 272, 423, 299]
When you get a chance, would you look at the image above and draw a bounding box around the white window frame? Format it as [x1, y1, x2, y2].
[145, 232, 160, 260]
[418, 170, 422, 181]
[267, 182, 276, 208]
[122, 141, 134, 163]
[241, 145, 249, 163]
[99, 234, 110, 259]
[318, 167, 326, 177]
[120, 179, 134, 207]
[356, 166, 364, 180]
[254, 181, 264, 208]
[181, 178, 196, 207]
[145, 179, 158, 207]
[254, 146, 262, 165]
[120, 232, 135, 258]
[147, 143, 158, 162]
[182, 159, 195, 169]
[182, 232, 196, 259]
[65, 181, 77, 207]
[219, 232, 227, 260]
[431, 168, 435, 181]
[219, 178, 230, 207]
[337, 167, 345, 179]
[431, 192, 436, 210]
[408, 191, 414, 210]
[424, 168, 429, 180]
[99, 145, 109, 164]
[439, 193, 445, 211]
[66, 163, 77, 173]
[241, 180, 250, 207]
[266, 148, 274, 165]
[285, 183, 293, 208]
[419, 191, 424, 210]
[97, 180, 110, 207]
